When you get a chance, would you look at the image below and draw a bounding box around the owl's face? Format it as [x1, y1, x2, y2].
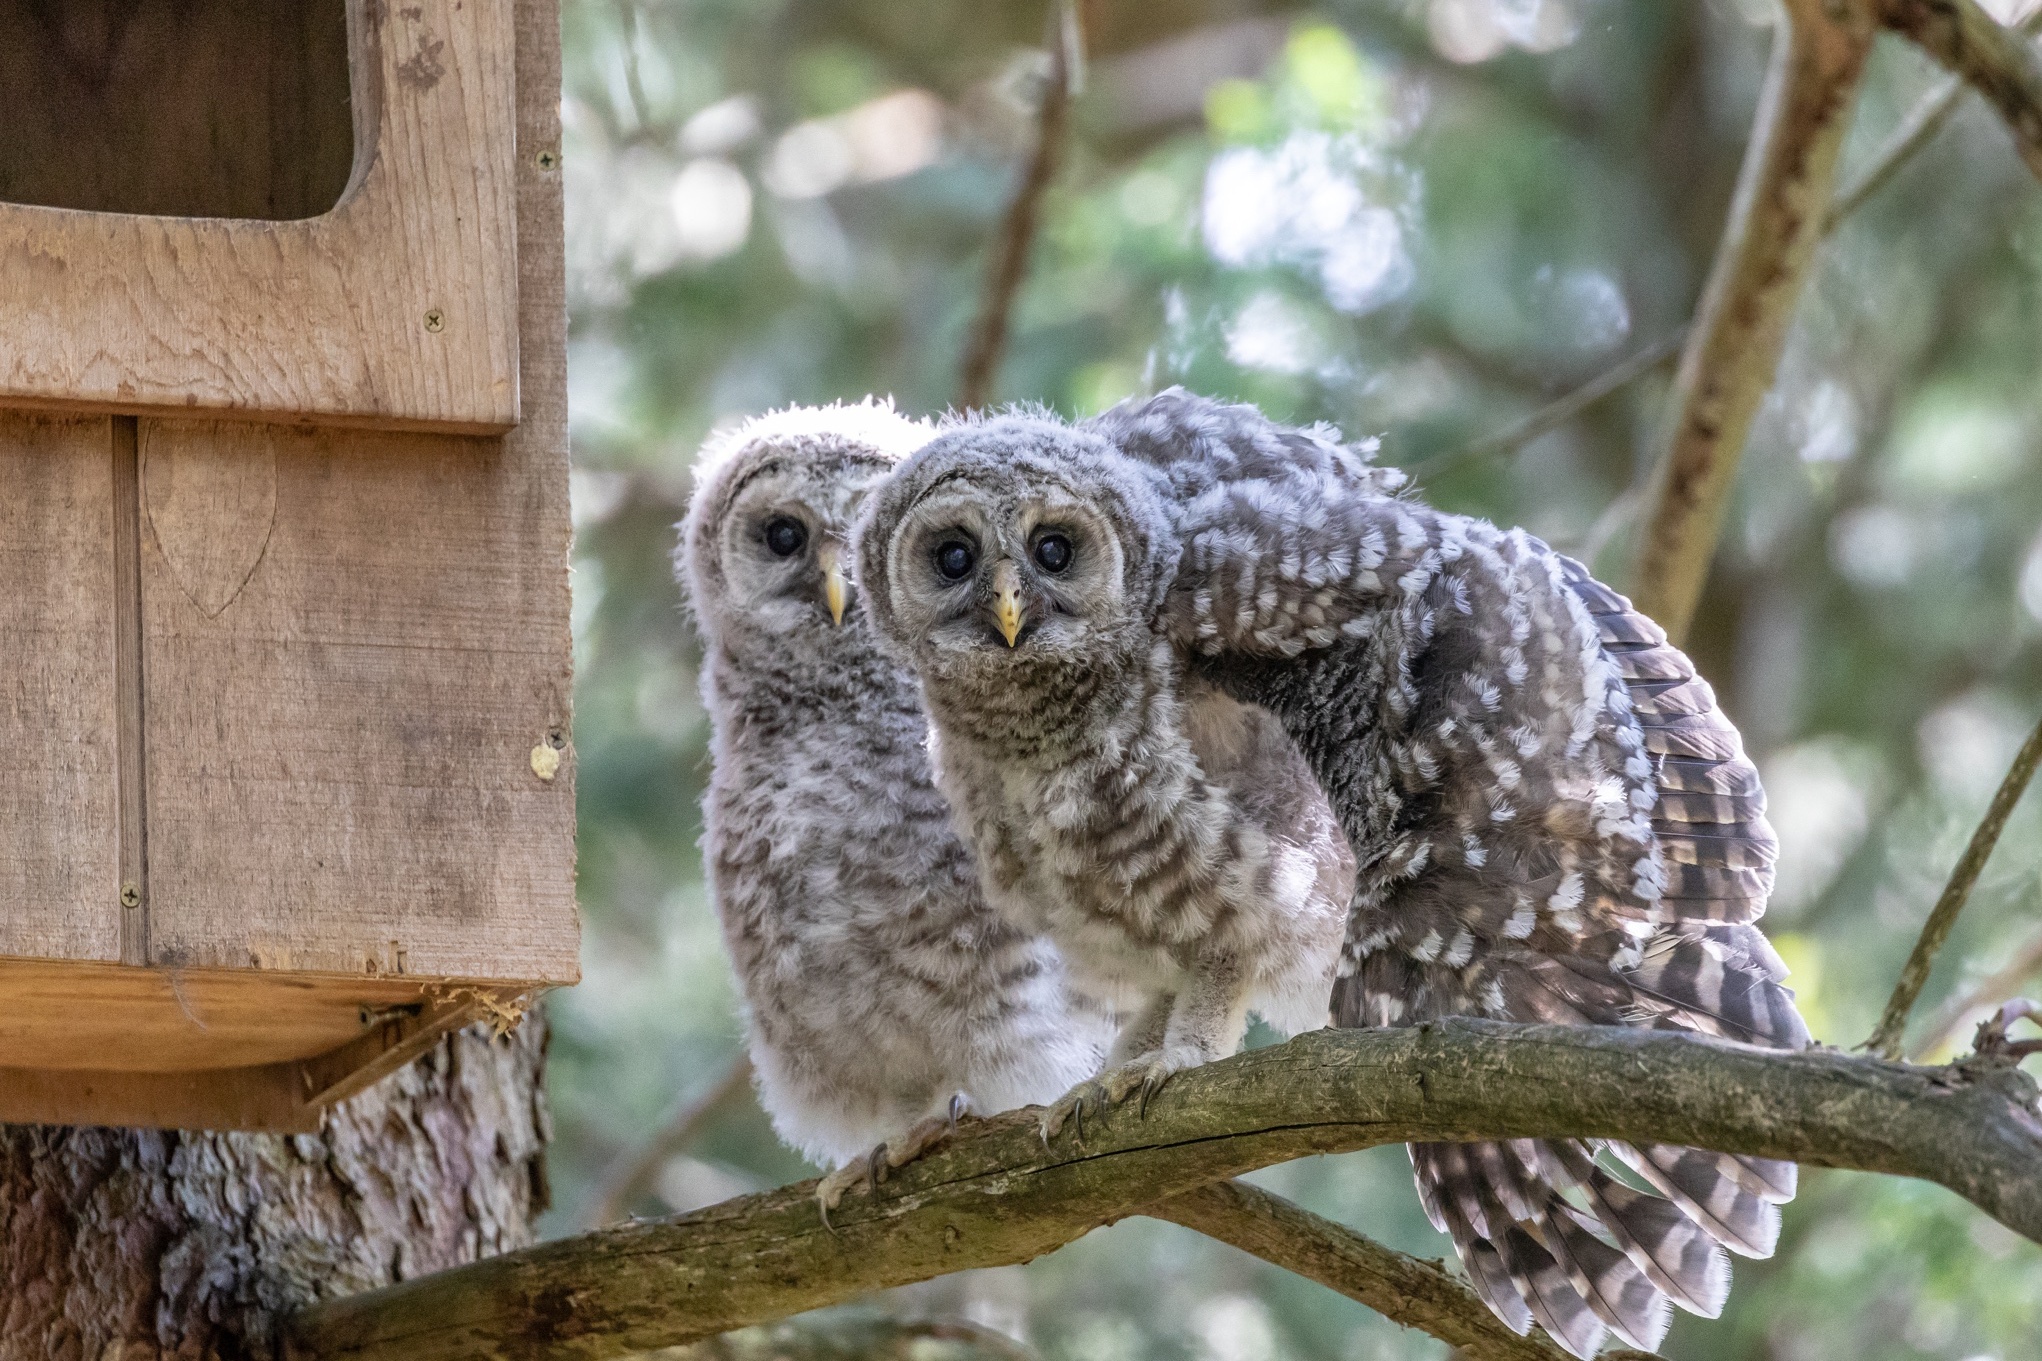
[857, 417, 1175, 728]
[681, 404, 931, 662]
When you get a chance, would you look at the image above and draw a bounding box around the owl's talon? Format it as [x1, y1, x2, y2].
[1037, 1079, 1107, 1144]
[1095, 1048, 1202, 1119]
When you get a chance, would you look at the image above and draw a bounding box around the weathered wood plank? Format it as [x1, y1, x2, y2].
[0, 957, 450, 1073]
[0, 0, 519, 431]
[135, 4, 577, 990]
[0, 413, 119, 963]
[138, 422, 578, 984]
[0, 1062, 318, 1132]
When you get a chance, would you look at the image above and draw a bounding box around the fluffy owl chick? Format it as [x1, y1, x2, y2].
[1081, 389, 1809, 1357]
[679, 400, 1113, 1213]
[853, 417, 1354, 1124]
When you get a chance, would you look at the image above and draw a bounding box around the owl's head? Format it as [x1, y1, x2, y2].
[679, 400, 932, 663]
[855, 412, 1176, 734]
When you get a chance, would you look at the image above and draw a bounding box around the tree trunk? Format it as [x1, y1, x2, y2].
[0, 1020, 549, 1361]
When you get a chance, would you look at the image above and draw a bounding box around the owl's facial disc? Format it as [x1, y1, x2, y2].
[719, 457, 882, 635]
[895, 482, 1124, 660]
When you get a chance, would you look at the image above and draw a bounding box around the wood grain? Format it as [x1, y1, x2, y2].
[0, 1063, 319, 1132]
[0, 412, 119, 963]
[142, 421, 280, 619]
[0, 957, 463, 1073]
[138, 422, 579, 984]
[0, 0, 520, 432]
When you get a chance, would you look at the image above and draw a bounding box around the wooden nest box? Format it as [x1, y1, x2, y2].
[0, 0, 579, 1131]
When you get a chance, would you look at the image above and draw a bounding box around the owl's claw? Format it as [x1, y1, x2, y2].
[1099, 1048, 1195, 1117]
[1037, 1078, 1110, 1144]
[1039, 1050, 1204, 1144]
[814, 1100, 973, 1230]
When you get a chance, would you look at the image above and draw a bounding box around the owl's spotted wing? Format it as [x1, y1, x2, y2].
[1086, 388, 1409, 658]
[1137, 443, 1804, 1354]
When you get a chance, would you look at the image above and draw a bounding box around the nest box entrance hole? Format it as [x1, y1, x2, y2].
[0, 0, 355, 220]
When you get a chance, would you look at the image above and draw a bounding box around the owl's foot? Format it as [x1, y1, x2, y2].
[815, 1094, 971, 1231]
[1038, 1047, 1206, 1144]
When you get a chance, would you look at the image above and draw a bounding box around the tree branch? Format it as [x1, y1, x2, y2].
[1630, 0, 1875, 641]
[1413, 6, 2042, 487]
[1147, 1181, 1659, 1361]
[287, 1021, 2042, 1361]
[1882, 0, 2042, 182]
[1866, 711, 2042, 1058]
[957, 3, 1081, 411]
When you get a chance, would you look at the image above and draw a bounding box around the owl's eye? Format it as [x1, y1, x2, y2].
[763, 517, 807, 558]
[934, 539, 976, 581]
[1032, 533, 1073, 574]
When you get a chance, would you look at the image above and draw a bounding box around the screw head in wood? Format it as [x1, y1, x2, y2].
[537, 149, 559, 171]
[119, 883, 141, 908]
[423, 308, 446, 333]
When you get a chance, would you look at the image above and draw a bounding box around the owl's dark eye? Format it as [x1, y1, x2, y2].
[763, 517, 807, 558]
[1032, 533, 1073, 574]
[934, 539, 976, 581]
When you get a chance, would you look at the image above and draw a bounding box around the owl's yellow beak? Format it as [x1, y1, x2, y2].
[992, 559, 1024, 647]
[819, 543, 848, 627]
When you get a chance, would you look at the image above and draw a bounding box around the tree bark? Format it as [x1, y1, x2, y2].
[0, 1020, 549, 1361]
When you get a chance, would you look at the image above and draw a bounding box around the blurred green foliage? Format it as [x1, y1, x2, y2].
[551, 1, 2042, 1356]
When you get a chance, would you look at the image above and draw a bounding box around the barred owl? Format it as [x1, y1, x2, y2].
[854, 390, 1806, 1357]
[854, 412, 1357, 1126]
[678, 400, 1113, 1213]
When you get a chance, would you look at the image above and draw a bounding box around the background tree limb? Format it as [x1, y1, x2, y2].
[577, 1055, 754, 1229]
[1147, 1181, 1661, 1361]
[1881, 0, 2042, 181]
[1630, 0, 1875, 639]
[957, 2, 1081, 410]
[288, 1021, 2042, 1361]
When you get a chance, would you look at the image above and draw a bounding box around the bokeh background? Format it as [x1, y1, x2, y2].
[548, 1, 2042, 1356]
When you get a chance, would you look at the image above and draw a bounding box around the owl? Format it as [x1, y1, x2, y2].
[853, 412, 1357, 1131]
[854, 390, 1807, 1358]
[678, 399, 1113, 1215]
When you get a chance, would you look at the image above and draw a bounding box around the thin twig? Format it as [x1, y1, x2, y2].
[613, 0, 655, 135]
[1867, 711, 2042, 1058]
[1149, 1181, 1659, 1361]
[957, 2, 1081, 410]
[1909, 928, 2042, 1059]
[1409, 329, 1687, 479]
[1881, 0, 2042, 183]
[576, 1055, 754, 1229]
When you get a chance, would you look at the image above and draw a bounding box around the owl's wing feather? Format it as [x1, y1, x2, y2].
[1087, 394, 1804, 1353]
[1547, 1141, 1733, 1318]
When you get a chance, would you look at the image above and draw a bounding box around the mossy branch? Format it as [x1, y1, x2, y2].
[287, 1021, 2042, 1361]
